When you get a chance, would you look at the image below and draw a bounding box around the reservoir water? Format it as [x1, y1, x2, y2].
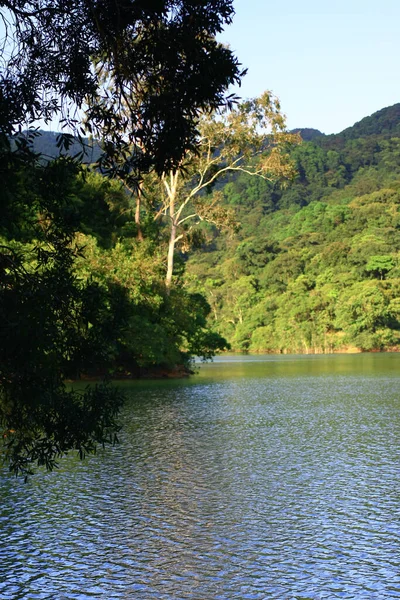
[1, 353, 400, 599]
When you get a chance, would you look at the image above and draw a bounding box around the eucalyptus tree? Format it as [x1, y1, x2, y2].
[149, 92, 300, 290]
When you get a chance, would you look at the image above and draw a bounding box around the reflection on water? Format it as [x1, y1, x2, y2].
[1, 354, 400, 599]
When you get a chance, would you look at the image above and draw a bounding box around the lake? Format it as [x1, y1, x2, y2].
[1, 354, 400, 599]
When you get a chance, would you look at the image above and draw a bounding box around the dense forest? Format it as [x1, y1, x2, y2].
[185, 104, 400, 353]
[14, 101, 400, 362]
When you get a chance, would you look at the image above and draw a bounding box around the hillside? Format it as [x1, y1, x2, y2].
[184, 103, 400, 353]
[290, 128, 324, 141]
[9, 105, 400, 356]
[334, 103, 400, 141]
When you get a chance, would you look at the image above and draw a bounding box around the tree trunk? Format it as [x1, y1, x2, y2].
[165, 220, 176, 293]
[164, 171, 179, 294]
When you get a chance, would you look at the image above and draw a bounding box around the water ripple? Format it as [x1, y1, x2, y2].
[1, 357, 400, 599]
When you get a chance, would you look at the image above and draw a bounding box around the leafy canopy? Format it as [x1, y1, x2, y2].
[1, 0, 243, 174]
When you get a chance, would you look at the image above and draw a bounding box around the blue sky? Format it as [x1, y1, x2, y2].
[220, 0, 400, 134]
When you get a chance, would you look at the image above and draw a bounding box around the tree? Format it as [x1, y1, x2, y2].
[0, 157, 129, 476]
[147, 92, 300, 289]
[0, 1, 244, 475]
[365, 255, 395, 280]
[1, 0, 243, 175]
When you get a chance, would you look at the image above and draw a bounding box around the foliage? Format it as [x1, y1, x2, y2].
[1, 0, 243, 175]
[0, 155, 128, 476]
[73, 234, 229, 372]
[0, 0, 244, 475]
[185, 104, 400, 354]
[139, 91, 300, 289]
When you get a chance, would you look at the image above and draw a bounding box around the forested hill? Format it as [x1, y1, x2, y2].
[184, 103, 400, 353]
[316, 103, 400, 150]
[329, 103, 400, 142]
[290, 128, 324, 141]
[29, 102, 400, 156]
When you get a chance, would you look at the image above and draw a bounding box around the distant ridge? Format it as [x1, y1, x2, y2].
[290, 128, 324, 141]
[17, 104, 400, 162]
[291, 104, 400, 146]
[14, 130, 102, 163]
[332, 103, 400, 140]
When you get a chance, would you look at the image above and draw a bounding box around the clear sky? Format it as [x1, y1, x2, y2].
[219, 0, 400, 134]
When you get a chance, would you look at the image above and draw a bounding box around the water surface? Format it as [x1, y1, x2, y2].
[1, 354, 399, 599]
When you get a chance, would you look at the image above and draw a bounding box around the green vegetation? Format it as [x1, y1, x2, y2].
[2, 0, 400, 477]
[138, 92, 299, 290]
[185, 104, 400, 354]
[0, 0, 244, 475]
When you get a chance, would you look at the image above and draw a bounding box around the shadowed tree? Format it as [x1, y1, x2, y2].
[0, 0, 244, 475]
[1, 0, 243, 174]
